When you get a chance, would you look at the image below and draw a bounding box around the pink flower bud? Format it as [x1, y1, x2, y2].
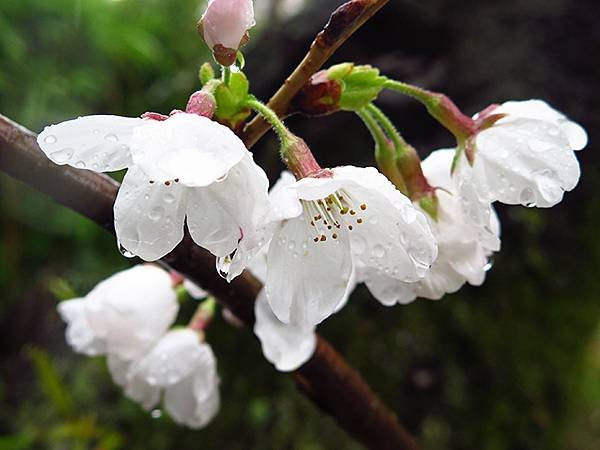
[185, 91, 216, 118]
[200, 0, 255, 64]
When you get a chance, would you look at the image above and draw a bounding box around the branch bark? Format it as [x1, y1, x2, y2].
[0, 113, 419, 450]
[241, 0, 389, 148]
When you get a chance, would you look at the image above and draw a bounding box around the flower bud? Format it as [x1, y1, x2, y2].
[292, 63, 386, 115]
[198, 0, 255, 66]
[186, 90, 216, 118]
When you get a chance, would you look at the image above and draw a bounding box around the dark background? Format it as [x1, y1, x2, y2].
[0, 0, 598, 449]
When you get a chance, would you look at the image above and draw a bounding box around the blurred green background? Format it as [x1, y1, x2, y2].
[1, 0, 599, 449]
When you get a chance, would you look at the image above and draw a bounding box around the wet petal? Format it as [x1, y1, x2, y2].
[164, 374, 220, 429]
[57, 299, 105, 356]
[266, 216, 353, 326]
[114, 166, 188, 261]
[130, 114, 246, 187]
[254, 290, 316, 371]
[37, 115, 141, 171]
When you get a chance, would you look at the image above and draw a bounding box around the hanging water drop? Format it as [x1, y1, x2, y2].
[44, 135, 57, 144]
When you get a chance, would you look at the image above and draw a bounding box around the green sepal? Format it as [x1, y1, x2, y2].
[214, 71, 251, 127]
[418, 194, 439, 221]
[335, 64, 387, 111]
[199, 62, 215, 86]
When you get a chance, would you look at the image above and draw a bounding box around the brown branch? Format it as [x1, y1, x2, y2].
[241, 0, 389, 148]
[0, 113, 419, 450]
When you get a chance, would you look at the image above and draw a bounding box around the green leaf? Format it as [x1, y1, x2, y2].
[26, 346, 74, 418]
[338, 65, 387, 111]
[214, 71, 251, 126]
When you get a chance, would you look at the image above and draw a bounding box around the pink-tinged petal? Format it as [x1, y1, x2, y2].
[37, 115, 141, 171]
[201, 0, 255, 50]
[114, 166, 188, 261]
[266, 216, 353, 326]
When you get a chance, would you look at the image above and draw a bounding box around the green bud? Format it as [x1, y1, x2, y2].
[199, 63, 215, 86]
[333, 64, 387, 111]
[214, 71, 251, 128]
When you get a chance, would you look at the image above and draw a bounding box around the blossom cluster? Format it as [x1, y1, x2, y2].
[58, 265, 220, 428]
[37, 0, 588, 429]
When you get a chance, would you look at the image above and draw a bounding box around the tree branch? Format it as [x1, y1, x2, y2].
[241, 0, 389, 148]
[0, 113, 419, 449]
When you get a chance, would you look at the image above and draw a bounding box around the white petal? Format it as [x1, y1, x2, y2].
[254, 290, 316, 371]
[130, 114, 246, 187]
[114, 165, 188, 261]
[476, 118, 581, 207]
[266, 216, 353, 326]
[333, 167, 437, 281]
[57, 299, 105, 356]
[107, 354, 161, 410]
[164, 374, 220, 429]
[106, 354, 131, 387]
[84, 265, 178, 360]
[37, 115, 141, 171]
[132, 329, 215, 387]
[267, 170, 303, 222]
[362, 268, 417, 306]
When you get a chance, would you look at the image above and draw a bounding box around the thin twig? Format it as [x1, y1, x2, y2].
[241, 0, 389, 148]
[0, 114, 419, 450]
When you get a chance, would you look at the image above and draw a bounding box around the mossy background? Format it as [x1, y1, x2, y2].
[0, 0, 598, 449]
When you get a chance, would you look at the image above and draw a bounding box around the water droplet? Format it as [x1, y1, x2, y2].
[144, 194, 150, 200]
[287, 241, 296, 250]
[149, 206, 164, 221]
[118, 243, 135, 258]
[104, 133, 119, 142]
[93, 129, 100, 135]
[519, 187, 536, 207]
[164, 193, 175, 204]
[368, 215, 378, 225]
[147, 376, 157, 386]
[92, 163, 100, 170]
[75, 160, 86, 169]
[44, 135, 57, 144]
[371, 244, 386, 258]
[483, 261, 493, 272]
[216, 255, 232, 279]
[50, 148, 74, 163]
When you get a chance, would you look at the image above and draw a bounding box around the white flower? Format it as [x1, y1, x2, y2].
[57, 265, 178, 360]
[248, 234, 355, 371]
[183, 279, 208, 300]
[263, 166, 437, 327]
[361, 149, 500, 305]
[458, 99, 587, 208]
[108, 329, 220, 429]
[201, 0, 255, 51]
[37, 113, 269, 269]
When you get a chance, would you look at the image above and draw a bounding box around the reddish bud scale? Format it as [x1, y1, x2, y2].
[186, 91, 216, 119]
[396, 145, 437, 204]
[292, 70, 342, 116]
[426, 93, 476, 141]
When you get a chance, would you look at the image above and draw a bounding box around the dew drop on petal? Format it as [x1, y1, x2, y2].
[104, 133, 119, 142]
[519, 187, 536, 207]
[371, 244, 386, 258]
[75, 161, 86, 169]
[164, 193, 175, 204]
[148, 206, 164, 221]
[118, 243, 135, 258]
[44, 135, 57, 144]
[50, 148, 74, 163]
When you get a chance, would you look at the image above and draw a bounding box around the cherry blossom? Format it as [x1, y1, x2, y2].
[361, 149, 500, 305]
[263, 166, 437, 327]
[458, 99, 587, 206]
[108, 329, 220, 429]
[57, 265, 178, 360]
[38, 113, 269, 268]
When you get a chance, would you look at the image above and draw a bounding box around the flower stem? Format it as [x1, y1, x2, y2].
[365, 104, 409, 156]
[245, 98, 291, 145]
[356, 108, 408, 195]
[245, 97, 322, 178]
[383, 79, 475, 141]
[189, 296, 217, 332]
[221, 65, 231, 86]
